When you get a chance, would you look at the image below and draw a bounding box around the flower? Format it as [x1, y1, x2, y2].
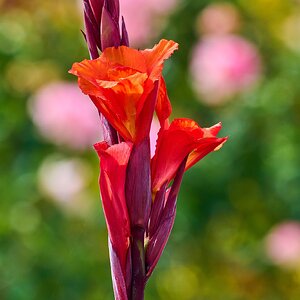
[145, 119, 227, 278]
[190, 35, 262, 105]
[37, 155, 93, 217]
[151, 119, 227, 192]
[197, 2, 241, 36]
[72, 2, 227, 296]
[265, 221, 300, 269]
[29, 82, 102, 150]
[70, 37, 227, 299]
[69, 39, 177, 142]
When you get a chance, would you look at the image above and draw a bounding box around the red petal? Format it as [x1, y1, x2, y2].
[186, 136, 228, 170]
[151, 119, 226, 192]
[155, 77, 172, 128]
[95, 141, 133, 275]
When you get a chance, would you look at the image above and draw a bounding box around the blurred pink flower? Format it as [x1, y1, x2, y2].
[265, 221, 300, 268]
[120, 0, 178, 46]
[29, 82, 101, 150]
[190, 35, 262, 105]
[38, 155, 94, 217]
[197, 3, 241, 35]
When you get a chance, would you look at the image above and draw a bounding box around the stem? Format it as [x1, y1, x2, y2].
[130, 226, 145, 300]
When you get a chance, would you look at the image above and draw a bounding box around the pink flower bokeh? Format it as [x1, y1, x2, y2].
[29, 82, 102, 150]
[38, 155, 94, 217]
[190, 35, 262, 105]
[197, 2, 241, 36]
[265, 221, 300, 268]
[120, 0, 178, 46]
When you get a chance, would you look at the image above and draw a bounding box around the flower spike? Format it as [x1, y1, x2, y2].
[71, 1, 227, 298]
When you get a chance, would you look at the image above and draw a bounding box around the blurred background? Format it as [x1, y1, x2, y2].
[1, 0, 300, 299]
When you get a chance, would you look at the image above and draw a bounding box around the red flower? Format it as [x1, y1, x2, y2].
[151, 119, 227, 192]
[69, 39, 178, 143]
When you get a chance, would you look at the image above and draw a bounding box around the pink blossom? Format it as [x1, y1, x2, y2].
[190, 35, 262, 105]
[38, 155, 94, 217]
[29, 82, 102, 150]
[119, 0, 178, 46]
[197, 3, 241, 35]
[265, 221, 300, 268]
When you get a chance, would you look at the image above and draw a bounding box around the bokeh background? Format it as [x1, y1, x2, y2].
[1, 0, 300, 299]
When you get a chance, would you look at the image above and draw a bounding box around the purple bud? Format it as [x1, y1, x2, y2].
[145, 157, 187, 278]
[105, 0, 120, 24]
[125, 138, 151, 228]
[89, 0, 104, 25]
[121, 16, 129, 47]
[146, 208, 175, 279]
[84, 13, 100, 59]
[162, 156, 187, 220]
[148, 182, 168, 237]
[101, 5, 121, 49]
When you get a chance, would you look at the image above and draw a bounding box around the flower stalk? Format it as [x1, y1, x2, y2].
[71, 1, 228, 299]
[130, 226, 146, 300]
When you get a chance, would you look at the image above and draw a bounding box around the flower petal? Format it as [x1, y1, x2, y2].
[70, 40, 178, 142]
[151, 118, 226, 192]
[142, 39, 179, 80]
[155, 77, 172, 128]
[94, 141, 133, 275]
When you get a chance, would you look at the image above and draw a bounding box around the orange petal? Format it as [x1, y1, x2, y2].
[142, 39, 179, 80]
[102, 45, 147, 73]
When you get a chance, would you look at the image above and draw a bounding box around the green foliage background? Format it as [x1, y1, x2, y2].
[1, 0, 300, 299]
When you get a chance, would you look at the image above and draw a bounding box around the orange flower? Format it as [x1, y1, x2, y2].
[69, 39, 178, 142]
